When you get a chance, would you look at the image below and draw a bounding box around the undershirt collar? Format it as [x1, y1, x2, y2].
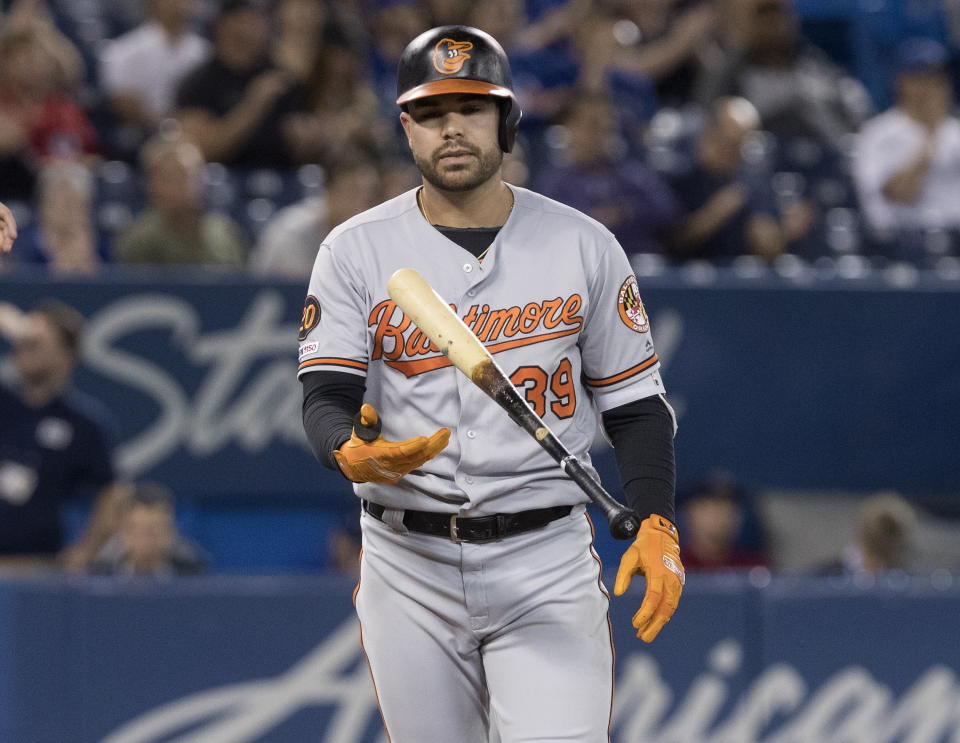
[433, 225, 501, 258]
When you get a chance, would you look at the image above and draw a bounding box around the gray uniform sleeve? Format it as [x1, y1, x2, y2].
[578, 234, 665, 412]
[297, 240, 370, 379]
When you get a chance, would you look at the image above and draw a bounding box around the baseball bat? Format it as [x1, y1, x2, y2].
[387, 268, 640, 540]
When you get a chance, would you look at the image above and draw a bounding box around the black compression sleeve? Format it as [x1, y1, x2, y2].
[301, 371, 365, 470]
[601, 395, 676, 523]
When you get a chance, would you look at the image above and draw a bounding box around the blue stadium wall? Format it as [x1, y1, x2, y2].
[0, 573, 958, 742]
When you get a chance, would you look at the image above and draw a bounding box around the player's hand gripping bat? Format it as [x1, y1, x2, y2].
[387, 268, 641, 540]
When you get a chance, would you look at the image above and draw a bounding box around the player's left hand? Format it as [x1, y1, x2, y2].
[614, 514, 685, 643]
[334, 404, 450, 484]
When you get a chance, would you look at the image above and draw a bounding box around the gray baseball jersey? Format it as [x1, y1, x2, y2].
[298, 184, 665, 516]
[300, 182, 667, 742]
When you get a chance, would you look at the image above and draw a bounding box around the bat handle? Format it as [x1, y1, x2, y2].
[563, 457, 641, 540]
[609, 509, 641, 541]
[353, 408, 382, 443]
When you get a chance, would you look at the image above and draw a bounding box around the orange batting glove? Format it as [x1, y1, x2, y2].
[614, 514, 685, 643]
[333, 404, 450, 484]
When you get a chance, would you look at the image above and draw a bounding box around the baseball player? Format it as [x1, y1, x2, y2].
[299, 26, 683, 743]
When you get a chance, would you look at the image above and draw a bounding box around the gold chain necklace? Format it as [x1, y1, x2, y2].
[418, 187, 513, 263]
[417, 187, 434, 225]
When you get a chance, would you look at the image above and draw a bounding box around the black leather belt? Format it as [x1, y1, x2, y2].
[362, 500, 572, 543]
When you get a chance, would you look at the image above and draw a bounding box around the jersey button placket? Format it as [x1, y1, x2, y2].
[455, 280, 483, 498]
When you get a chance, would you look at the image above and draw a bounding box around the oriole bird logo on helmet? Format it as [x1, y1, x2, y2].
[433, 38, 473, 74]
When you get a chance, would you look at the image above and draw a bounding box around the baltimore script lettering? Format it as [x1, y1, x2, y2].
[368, 295, 584, 377]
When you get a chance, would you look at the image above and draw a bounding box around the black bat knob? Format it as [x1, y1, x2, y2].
[610, 509, 641, 541]
[353, 407, 382, 443]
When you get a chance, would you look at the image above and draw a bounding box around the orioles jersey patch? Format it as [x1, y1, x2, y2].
[433, 38, 473, 74]
[617, 276, 649, 333]
[299, 295, 321, 341]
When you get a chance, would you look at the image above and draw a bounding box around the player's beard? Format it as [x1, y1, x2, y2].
[415, 141, 503, 192]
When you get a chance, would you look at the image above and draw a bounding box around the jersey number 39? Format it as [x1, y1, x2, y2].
[510, 358, 576, 419]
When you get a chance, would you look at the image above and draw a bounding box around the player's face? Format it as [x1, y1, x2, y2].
[400, 94, 503, 192]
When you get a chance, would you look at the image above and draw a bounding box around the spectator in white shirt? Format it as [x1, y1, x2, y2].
[99, 0, 209, 143]
[854, 39, 960, 232]
[249, 158, 381, 278]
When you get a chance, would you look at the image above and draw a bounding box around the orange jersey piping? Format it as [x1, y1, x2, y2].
[584, 354, 659, 388]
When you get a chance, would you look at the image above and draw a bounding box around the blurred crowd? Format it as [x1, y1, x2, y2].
[671, 470, 929, 579]
[0, 0, 957, 276]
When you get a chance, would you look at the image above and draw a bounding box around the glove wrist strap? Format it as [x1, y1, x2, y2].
[641, 514, 680, 541]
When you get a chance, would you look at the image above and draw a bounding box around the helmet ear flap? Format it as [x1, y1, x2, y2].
[499, 98, 521, 153]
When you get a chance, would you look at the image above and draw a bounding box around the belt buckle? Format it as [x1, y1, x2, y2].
[449, 514, 461, 543]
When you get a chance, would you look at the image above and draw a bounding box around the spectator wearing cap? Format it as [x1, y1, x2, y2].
[88, 482, 208, 578]
[173, 0, 318, 169]
[676, 470, 769, 572]
[853, 38, 960, 233]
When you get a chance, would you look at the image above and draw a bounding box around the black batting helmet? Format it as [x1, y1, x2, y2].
[396, 25, 522, 153]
